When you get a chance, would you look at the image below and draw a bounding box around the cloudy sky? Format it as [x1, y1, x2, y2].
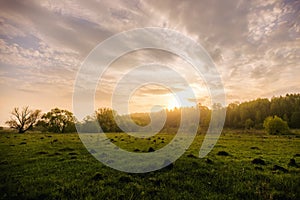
[0, 0, 299, 125]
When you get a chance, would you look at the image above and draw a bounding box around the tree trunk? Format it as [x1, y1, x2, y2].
[19, 129, 25, 133]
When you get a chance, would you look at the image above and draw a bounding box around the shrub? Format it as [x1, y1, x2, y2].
[245, 118, 254, 129]
[263, 116, 290, 135]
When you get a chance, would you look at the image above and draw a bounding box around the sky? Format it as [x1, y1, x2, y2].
[0, 0, 299, 125]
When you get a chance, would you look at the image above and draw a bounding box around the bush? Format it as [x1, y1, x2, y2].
[263, 116, 290, 135]
[245, 118, 254, 129]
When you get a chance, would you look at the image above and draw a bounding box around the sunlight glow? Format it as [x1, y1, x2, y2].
[167, 96, 180, 110]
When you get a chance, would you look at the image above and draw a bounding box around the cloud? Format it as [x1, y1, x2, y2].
[0, 0, 299, 125]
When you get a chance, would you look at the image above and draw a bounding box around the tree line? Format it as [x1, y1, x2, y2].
[4, 93, 300, 134]
[225, 93, 300, 129]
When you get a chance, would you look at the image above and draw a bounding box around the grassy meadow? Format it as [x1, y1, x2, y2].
[0, 130, 299, 200]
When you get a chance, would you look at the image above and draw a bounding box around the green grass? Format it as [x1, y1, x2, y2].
[0, 131, 299, 199]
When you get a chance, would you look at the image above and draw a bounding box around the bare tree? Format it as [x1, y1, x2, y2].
[6, 107, 41, 133]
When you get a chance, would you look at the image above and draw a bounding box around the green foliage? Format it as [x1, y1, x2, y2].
[5, 106, 41, 133]
[76, 115, 100, 133]
[5, 93, 300, 135]
[198, 104, 211, 128]
[96, 108, 121, 132]
[130, 113, 150, 126]
[225, 94, 300, 129]
[263, 116, 290, 135]
[290, 112, 300, 128]
[39, 108, 76, 133]
[245, 118, 254, 129]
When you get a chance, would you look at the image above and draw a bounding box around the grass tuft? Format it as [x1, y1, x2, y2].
[0, 131, 299, 199]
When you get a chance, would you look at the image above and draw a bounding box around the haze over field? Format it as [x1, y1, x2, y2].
[0, 0, 299, 126]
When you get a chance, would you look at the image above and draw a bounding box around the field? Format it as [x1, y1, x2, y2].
[0, 130, 299, 200]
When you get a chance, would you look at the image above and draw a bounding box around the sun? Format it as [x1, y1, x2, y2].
[167, 97, 180, 110]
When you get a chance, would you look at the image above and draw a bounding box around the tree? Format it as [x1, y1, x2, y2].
[95, 108, 121, 132]
[222, 94, 300, 130]
[263, 116, 290, 135]
[290, 112, 300, 128]
[34, 120, 48, 132]
[245, 118, 254, 129]
[77, 115, 100, 133]
[41, 108, 76, 133]
[6, 107, 41, 133]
